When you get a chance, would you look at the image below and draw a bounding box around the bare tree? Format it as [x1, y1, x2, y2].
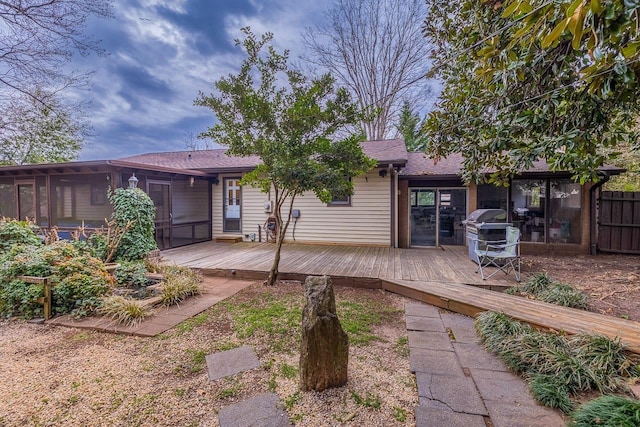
[0, 90, 87, 165]
[184, 130, 213, 151]
[0, 0, 112, 104]
[303, 0, 430, 141]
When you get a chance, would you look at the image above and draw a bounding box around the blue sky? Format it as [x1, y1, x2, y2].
[76, 0, 333, 160]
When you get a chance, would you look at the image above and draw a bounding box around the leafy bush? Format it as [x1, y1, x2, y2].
[114, 261, 148, 287]
[0, 279, 45, 319]
[0, 242, 113, 318]
[99, 295, 154, 327]
[160, 267, 202, 306]
[109, 188, 157, 261]
[0, 219, 42, 255]
[570, 395, 640, 427]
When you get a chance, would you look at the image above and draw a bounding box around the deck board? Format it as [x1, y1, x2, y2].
[162, 241, 512, 285]
[384, 279, 640, 354]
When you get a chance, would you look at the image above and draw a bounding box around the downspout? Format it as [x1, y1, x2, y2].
[389, 164, 396, 248]
[589, 172, 610, 255]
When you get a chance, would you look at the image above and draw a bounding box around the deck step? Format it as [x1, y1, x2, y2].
[383, 278, 640, 354]
[215, 236, 243, 243]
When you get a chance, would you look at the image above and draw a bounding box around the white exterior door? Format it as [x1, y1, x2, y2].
[223, 178, 241, 232]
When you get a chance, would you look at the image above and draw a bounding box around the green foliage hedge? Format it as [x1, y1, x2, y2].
[0, 219, 42, 255]
[0, 242, 114, 318]
[109, 187, 157, 261]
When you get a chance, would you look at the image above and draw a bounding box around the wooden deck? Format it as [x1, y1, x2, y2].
[161, 241, 513, 287]
[162, 241, 640, 354]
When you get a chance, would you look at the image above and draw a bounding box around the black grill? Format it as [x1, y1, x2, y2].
[464, 209, 510, 263]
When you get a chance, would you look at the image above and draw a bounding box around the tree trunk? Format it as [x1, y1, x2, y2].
[266, 236, 284, 286]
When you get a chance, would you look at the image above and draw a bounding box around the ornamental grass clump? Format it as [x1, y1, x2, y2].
[99, 295, 154, 327]
[506, 273, 589, 309]
[475, 311, 639, 414]
[570, 395, 640, 427]
[160, 267, 202, 306]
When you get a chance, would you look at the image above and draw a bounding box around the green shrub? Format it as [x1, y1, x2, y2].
[99, 295, 154, 327]
[109, 188, 157, 261]
[0, 242, 113, 318]
[570, 395, 640, 427]
[528, 373, 574, 414]
[0, 219, 42, 255]
[0, 279, 44, 318]
[160, 268, 202, 306]
[114, 261, 148, 287]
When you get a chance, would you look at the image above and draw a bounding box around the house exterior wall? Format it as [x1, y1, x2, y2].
[212, 170, 392, 246]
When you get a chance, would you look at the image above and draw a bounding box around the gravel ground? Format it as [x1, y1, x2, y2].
[0, 282, 417, 427]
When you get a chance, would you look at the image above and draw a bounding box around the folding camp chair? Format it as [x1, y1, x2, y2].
[474, 225, 521, 281]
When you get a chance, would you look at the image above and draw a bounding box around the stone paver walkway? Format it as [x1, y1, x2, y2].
[406, 303, 566, 427]
[205, 345, 261, 381]
[218, 393, 292, 427]
[206, 346, 292, 426]
[48, 276, 254, 336]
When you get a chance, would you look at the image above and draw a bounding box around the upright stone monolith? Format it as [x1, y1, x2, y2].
[299, 275, 349, 392]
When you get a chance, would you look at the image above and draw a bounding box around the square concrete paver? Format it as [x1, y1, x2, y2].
[218, 393, 292, 427]
[206, 346, 260, 381]
[484, 401, 565, 427]
[415, 406, 486, 427]
[405, 303, 440, 318]
[440, 313, 480, 344]
[453, 342, 508, 371]
[405, 315, 446, 332]
[416, 372, 488, 416]
[409, 348, 464, 377]
[408, 330, 454, 351]
[469, 368, 534, 404]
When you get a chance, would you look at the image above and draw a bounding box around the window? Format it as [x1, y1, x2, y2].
[91, 184, 107, 205]
[509, 178, 582, 244]
[328, 178, 352, 206]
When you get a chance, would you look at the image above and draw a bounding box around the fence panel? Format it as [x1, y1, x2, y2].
[598, 191, 640, 254]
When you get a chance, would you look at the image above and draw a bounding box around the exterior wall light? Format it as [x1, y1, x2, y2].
[128, 173, 139, 189]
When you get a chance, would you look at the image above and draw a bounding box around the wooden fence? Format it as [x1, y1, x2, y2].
[598, 191, 640, 254]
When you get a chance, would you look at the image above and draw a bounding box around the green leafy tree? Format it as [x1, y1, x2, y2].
[196, 28, 376, 286]
[0, 92, 85, 165]
[423, 0, 640, 185]
[397, 101, 425, 151]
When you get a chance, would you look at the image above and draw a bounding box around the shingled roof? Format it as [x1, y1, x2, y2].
[119, 139, 408, 172]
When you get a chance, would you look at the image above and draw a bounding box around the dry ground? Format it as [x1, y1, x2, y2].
[0, 283, 417, 427]
[1, 252, 638, 426]
[523, 252, 640, 321]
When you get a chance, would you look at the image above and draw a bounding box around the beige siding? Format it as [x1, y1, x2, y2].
[74, 184, 112, 221]
[212, 170, 391, 245]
